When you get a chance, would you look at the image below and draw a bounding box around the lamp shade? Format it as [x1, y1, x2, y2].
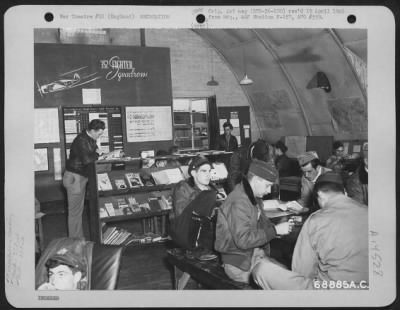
[207, 76, 219, 86]
[239, 74, 253, 85]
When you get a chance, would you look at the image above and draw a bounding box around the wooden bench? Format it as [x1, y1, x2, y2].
[166, 249, 258, 290]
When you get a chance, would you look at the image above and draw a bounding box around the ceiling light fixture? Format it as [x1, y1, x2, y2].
[240, 48, 253, 85]
[207, 47, 219, 86]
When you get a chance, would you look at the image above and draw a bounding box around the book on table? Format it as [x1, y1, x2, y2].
[151, 168, 184, 185]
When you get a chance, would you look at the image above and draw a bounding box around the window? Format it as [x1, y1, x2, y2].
[173, 98, 209, 151]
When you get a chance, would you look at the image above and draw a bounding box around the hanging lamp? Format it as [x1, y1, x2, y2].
[207, 47, 219, 86]
[239, 48, 253, 85]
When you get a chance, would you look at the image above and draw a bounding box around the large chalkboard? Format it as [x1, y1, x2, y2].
[35, 43, 172, 108]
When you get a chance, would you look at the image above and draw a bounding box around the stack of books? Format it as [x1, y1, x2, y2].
[102, 226, 132, 245]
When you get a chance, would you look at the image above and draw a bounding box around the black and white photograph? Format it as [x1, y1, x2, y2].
[4, 5, 396, 308]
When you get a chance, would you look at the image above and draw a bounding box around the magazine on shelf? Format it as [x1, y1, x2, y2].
[114, 178, 128, 190]
[148, 198, 161, 212]
[151, 168, 184, 185]
[158, 195, 172, 210]
[116, 197, 129, 209]
[97, 173, 113, 191]
[99, 207, 109, 218]
[125, 172, 144, 188]
[127, 196, 141, 212]
[139, 202, 151, 212]
[141, 173, 155, 186]
[104, 202, 115, 216]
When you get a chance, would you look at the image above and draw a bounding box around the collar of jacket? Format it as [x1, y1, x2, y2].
[187, 177, 218, 192]
[242, 177, 257, 205]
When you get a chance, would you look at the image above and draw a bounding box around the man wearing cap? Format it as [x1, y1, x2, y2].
[170, 156, 218, 258]
[252, 172, 368, 289]
[215, 159, 291, 284]
[37, 248, 87, 290]
[295, 151, 331, 212]
[346, 142, 368, 205]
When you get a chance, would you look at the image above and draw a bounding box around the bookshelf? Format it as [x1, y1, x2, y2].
[87, 151, 232, 246]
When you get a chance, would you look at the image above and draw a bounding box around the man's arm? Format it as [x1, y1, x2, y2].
[291, 218, 319, 278]
[75, 138, 99, 165]
[228, 200, 275, 250]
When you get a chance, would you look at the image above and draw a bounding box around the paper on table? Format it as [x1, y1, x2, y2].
[264, 209, 293, 219]
[262, 199, 281, 210]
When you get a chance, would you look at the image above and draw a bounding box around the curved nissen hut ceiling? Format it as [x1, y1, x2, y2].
[193, 28, 367, 141]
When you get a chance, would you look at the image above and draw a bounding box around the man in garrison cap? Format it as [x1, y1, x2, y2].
[295, 151, 331, 212]
[215, 159, 292, 284]
[252, 172, 368, 289]
[37, 248, 87, 290]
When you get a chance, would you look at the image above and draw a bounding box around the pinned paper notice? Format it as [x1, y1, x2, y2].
[230, 118, 239, 128]
[82, 88, 101, 105]
[53, 148, 62, 180]
[219, 119, 227, 134]
[244, 125, 250, 138]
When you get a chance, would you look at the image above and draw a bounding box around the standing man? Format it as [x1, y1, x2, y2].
[215, 159, 291, 284]
[295, 151, 331, 212]
[63, 119, 105, 238]
[346, 142, 368, 205]
[218, 121, 238, 152]
[252, 172, 368, 290]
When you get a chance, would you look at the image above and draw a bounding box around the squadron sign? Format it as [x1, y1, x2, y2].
[100, 56, 148, 81]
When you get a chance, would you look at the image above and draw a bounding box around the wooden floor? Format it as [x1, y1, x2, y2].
[39, 203, 200, 290]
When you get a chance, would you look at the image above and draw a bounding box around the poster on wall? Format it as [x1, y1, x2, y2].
[126, 106, 172, 142]
[53, 148, 62, 180]
[34, 108, 60, 143]
[34, 148, 48, 171]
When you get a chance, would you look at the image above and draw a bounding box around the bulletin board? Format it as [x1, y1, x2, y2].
[63, 106, 124, 158]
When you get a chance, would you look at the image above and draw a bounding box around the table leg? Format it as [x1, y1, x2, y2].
[173, 266, 191, 290]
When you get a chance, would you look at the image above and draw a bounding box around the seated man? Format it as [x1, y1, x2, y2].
[252, 172, 368, 290]
[170, 156, 218, 259]
[346, 142, 368, 206]
[326, 141, 347, 173]
[37, 248, 87, 290]
[296, 151, 331, 212]
[215, 159, 291, 284]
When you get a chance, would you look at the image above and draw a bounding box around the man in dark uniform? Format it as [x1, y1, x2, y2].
[217, 121, 238, 152]
[63, 119, 105, 238]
